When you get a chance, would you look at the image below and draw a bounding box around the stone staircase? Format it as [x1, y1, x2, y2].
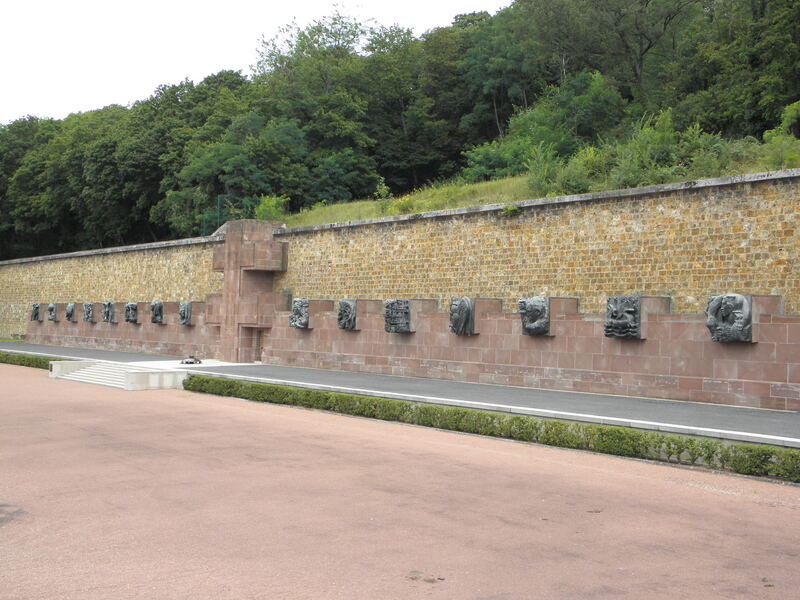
[52, 361, 187, 390]
[57, 362, 148, 389]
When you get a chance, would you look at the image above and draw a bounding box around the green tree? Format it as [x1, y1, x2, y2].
[247, 117, 311, 210]
[251, 12, 381, 203]
[459, 5, 548, 139]
[0, 117, 59, 257]
[590, 0, 701, 93]
[519, 0, 602, 83]
[361, 25, 450, 190]
[668, 0, 800, 136]
[5, 107, 129, 256]
[151, 142, 269, 236]
[417, 13, 490, 174]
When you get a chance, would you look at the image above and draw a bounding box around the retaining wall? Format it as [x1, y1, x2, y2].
[0, 236, 223, 339]
[273, 170, 800, 315]
[3, 169, 800, 410]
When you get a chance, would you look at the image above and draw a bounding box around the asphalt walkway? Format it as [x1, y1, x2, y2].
[2, 341, 799, 447]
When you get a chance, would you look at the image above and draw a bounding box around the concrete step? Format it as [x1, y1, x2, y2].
[58, 362, 153, 389]
[53, 361, 186, 391]
[60, 373, 126, 389]
[62, 370, 125, 383]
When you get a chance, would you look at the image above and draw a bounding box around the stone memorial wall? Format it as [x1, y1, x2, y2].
[265, 295, 799, 410]
[2, 169, 799, 410]
[0, 236, 223, 339]
[272, 170, 800, 316]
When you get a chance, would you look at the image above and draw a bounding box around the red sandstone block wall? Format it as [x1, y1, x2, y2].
[263, 299, 800, 411]
[25, 302, 219, 358]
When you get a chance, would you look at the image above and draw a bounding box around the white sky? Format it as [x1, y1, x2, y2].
[0, 0, 511, 125]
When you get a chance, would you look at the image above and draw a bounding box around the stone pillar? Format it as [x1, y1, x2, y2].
[210, 220, 288, 362]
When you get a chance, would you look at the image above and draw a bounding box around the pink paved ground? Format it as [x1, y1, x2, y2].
[1, 364, 798, 599]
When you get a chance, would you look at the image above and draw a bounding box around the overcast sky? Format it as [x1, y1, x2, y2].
[1, 0, 511, 125]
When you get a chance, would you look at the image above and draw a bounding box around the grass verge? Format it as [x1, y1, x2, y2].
[0, 351, 54, 369]
[184, 375, 800, 484]
[281, 176, 530, 228]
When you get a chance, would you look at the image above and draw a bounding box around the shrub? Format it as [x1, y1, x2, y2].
[661, 434, 692, 463]
[374, 398, 410, 422]
[458, 410, 502, 436]
[527, 143, 562, 197]
[254, 195, 289, 221]
[587, 425, 648, 457]
[499, 205, 521, 217]
[722, 444, 777, 477]
[757, 133, 800, 171]
[698, 438, 723, 468]
[182, 375, 800, 483]
[524, 110, 785, 198]
[555, 145, 613, 194]
[497, 415, 541, 442]
[683, 438, 703, 465]
[773, 449, 800, 483]
[0, 352, 56, 369]
[538, 420, 586, 449]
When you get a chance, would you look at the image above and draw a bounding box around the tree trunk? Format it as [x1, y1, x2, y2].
[493, 94, 503, 138]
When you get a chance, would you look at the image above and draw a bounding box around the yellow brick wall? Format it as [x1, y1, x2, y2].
[273, 176, 800, 316]
[0, 241, 223, 338]
[3, 173, 798, 339]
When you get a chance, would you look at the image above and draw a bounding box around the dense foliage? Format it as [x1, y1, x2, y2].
[1, 0, 799, 259]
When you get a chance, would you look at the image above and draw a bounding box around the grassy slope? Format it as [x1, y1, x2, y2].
[279, 127, 800, 231]
[282, 176, 530, 228]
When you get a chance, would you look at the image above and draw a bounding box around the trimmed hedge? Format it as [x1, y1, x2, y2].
[183, 375, 800, 484]
[0, 351, 54, 369]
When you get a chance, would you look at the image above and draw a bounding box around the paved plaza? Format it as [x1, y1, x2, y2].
[2, 364, 798, 599]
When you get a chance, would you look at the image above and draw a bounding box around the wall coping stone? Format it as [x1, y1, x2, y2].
[273, 168, 800, 236]
[0, 234, 225, 266]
